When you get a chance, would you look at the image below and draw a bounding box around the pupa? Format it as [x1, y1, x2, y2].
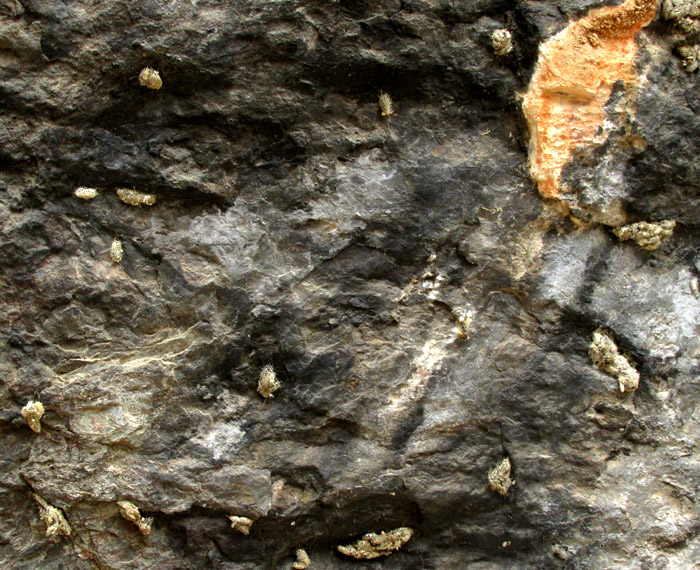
[110, 238, 123, 264]
[73, 187, 98, 200]
[257, 364, 281, 399]
[139, 67, 162, 90]
[116, 188, 157, 206]
[378, 91, 394, 117]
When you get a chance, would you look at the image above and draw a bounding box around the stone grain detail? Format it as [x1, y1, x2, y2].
[1, 0, 699, 568]
[523, 0, 658, 199]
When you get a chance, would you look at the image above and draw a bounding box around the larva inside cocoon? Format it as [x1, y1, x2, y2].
[110, 238, 123, 264]
[379, 92, 394, 116]
[116, 188, 157, 206]
[139, 67, 162, 89]
[257, 364, 281, 399]
[73, 187, 98, 200]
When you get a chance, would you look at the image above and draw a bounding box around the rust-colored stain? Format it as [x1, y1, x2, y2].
[522, 0, 658, 199]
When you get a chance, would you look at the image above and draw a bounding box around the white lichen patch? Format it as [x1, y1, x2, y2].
[117, 500, 153, 535]
[488, 457, 513, 496]
[337, 527, 413, 559]
[110, 238, 123, 264]
[257, 364, 281, 399]
[116, 188, 157, 206]
[73, 187, 98, 200]
[589, 329, 640, 393]
[33, 493, 71, 542]
[292, 548, 310, 569]
[139, 67, 162, 89]
[229, 515, 254, 535]
[378, 91, 394, 117]
[21, 400, 45, 433]
[197, 423, 245, 461]
[386, 338, 448, 418]
[612, 220, 676, 250]
[492, 29, 513, 56]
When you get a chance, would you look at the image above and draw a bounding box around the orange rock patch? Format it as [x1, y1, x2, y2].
[522, 0, 658, 199]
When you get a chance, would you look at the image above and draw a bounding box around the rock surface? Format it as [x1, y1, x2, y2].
[1, 0, 700, 569]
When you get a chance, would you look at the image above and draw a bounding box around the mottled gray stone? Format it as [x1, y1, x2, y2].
[1, 1, 700, 569]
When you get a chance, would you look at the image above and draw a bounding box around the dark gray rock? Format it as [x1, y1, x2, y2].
[1, 1, 699, 569]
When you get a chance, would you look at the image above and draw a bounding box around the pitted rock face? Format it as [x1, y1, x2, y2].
[2, 1, 700, 569]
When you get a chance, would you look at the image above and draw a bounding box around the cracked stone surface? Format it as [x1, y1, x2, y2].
[2, 1, 700, 569]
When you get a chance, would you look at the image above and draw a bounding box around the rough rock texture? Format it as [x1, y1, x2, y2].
[523, 0, 657, 204]
[1, 1, 700, 569]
